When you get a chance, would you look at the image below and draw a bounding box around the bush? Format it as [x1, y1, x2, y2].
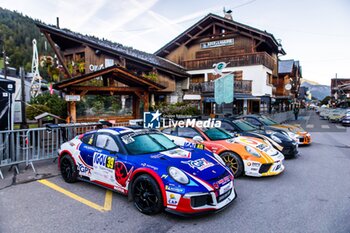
[29, 93, 67, 118]
[26, 104, 50, 120]
[154, 102, 200, 116]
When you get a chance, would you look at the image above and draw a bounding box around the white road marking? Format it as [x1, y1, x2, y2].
[335, 125, 345, 129]
[306, 124, 314, 128]
[321, 125, 330, 129]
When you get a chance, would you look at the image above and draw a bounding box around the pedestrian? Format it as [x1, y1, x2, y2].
[294, 106, 300, 120]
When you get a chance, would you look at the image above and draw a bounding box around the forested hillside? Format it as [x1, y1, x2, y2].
[0, 7, 49, 73]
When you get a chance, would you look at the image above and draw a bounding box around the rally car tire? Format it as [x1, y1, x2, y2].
[132, 174, 163, 215]
[60, 154, 78, 183]
[220, 151, 244, 177]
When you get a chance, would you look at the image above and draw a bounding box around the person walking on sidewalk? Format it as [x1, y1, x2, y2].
[294, 106, 300, 120]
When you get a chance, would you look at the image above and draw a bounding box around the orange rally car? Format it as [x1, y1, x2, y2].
[162, 127, 285, 177]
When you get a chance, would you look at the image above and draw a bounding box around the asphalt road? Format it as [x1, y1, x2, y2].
[1, 111, 349, 233]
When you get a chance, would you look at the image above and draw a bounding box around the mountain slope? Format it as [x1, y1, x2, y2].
[301, 81, 330, 100]
[0, 7, 49, 72]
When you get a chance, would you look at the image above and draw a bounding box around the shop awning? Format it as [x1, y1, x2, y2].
[183, 94, 201, 100]
[234, 94, 260, 100]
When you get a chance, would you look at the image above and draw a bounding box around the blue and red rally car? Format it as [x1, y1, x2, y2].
[58, 127, 236, 215]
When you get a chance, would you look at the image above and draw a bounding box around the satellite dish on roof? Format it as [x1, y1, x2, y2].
[285, 83, 292, 91]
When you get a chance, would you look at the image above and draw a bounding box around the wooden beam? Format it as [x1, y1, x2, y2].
[143, 92, 149, 112]
[184, 24, 214, 46]
[214, 22, 266, 42]
[70, 86, 144, 92]
[80, 89, 89, 97]
[43, 32, 72, 80]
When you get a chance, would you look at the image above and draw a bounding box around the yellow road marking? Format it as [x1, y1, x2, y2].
[104, 190, 113, 211]
[37, 179, 113, 212]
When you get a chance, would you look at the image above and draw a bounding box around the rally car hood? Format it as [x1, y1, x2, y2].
[147, 147, 229, 181]
[269, 124, 307, 134]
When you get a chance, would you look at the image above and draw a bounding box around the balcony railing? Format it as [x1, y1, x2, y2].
[181, 52, 276, 71]
[189, 80, 252, 94]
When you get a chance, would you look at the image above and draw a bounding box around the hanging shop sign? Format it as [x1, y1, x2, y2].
[200, 38, 234, 49]
[65, 95, 81, 102]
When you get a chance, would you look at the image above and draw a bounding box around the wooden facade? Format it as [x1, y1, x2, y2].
[36, 23, 189, 122]
[155, 13, 284, 77]
[155, 13, 285, 115]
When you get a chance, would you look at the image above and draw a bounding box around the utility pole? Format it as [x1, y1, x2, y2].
[20, 67, 28, 129]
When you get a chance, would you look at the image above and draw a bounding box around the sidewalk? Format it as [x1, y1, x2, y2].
[0, 159, 60, 190]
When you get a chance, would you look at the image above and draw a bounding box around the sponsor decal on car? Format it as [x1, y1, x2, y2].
[114, 162, 133, 187]
[182, 158, 214, 171]
[161, 148, 191, 159]
[141, 163, 159, 171]
[183, 141, 205, 150]
[166, 191, 181, 205]
[165, 185, 185, 194]
[77, 162, 91, 175]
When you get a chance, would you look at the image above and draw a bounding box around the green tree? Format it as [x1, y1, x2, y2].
[26, 104, 50, 120]
[320, 96, 331, 105]
[29, 93, 67, 118]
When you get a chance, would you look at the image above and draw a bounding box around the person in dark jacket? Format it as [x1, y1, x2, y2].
[294, 107, 300, 120]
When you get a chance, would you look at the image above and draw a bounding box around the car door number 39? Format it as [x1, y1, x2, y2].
[106, 157, 115, 169]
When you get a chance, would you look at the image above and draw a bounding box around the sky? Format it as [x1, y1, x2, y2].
[0, 0, 349, 85]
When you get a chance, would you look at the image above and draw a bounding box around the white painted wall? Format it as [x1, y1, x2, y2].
[187, 65, 273, 97]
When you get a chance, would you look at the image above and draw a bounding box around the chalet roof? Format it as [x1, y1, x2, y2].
[36, 23, 188, 78]
[34, 112, 59, 120]
[53, 65, 166, 90]
[278, 59, 302, 76]
[155, 13, 286, 56]
[278, 60, 294, 74]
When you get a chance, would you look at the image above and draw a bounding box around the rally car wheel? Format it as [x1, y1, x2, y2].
[220, 151, 244, 177]
[60, 154, 78, 183]
[132, 174, 163, 215]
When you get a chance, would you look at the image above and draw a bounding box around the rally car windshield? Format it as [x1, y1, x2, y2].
[122, 133, 178, 155]
[203, 128, 232, 141]
[232, 120, 257, 131]
[258, 116, 278, 125]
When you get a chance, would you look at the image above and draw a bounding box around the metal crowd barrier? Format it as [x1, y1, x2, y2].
[0, 121, 128, 179]
[0, 129, 28, 179]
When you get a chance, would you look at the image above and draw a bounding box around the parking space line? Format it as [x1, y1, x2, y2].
[37, 179, 113, 212]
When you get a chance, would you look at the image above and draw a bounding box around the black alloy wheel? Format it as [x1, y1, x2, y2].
[60, 154, 78, 183]
[132, 174, 163, 215]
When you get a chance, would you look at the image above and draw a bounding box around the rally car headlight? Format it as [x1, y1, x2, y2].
[270, 133, 282, 144]
[213, 153, 225, 166]
[245, 146, 261, 157]
[168, 167, 189, 185]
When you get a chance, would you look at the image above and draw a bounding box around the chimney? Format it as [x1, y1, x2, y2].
[223, 7, 233, 20]
[56, 17, 60, 29]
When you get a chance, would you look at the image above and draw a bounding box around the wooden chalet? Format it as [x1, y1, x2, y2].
[36, 23, 189, 123]
[275, 60, 302, 111]
[155, 13, 286, 115]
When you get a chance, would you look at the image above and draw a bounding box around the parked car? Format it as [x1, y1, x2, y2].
[237, 115, 311, 145]
[162, 126, 285, 177]
[328, 109, 347, 123]
[341, 111, 350, 126]
[58, 127, 236, 215]
[319, 108, 331, 120]
[219, 118, 298, 158]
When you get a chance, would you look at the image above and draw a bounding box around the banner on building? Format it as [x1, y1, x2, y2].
[214, 74, 234, 104]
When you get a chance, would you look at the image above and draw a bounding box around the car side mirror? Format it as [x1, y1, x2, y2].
[192, 136, 204, 143]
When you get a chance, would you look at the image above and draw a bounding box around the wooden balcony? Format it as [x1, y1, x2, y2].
[189, 80, 252, 94]
[181, 52, 276, 71]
